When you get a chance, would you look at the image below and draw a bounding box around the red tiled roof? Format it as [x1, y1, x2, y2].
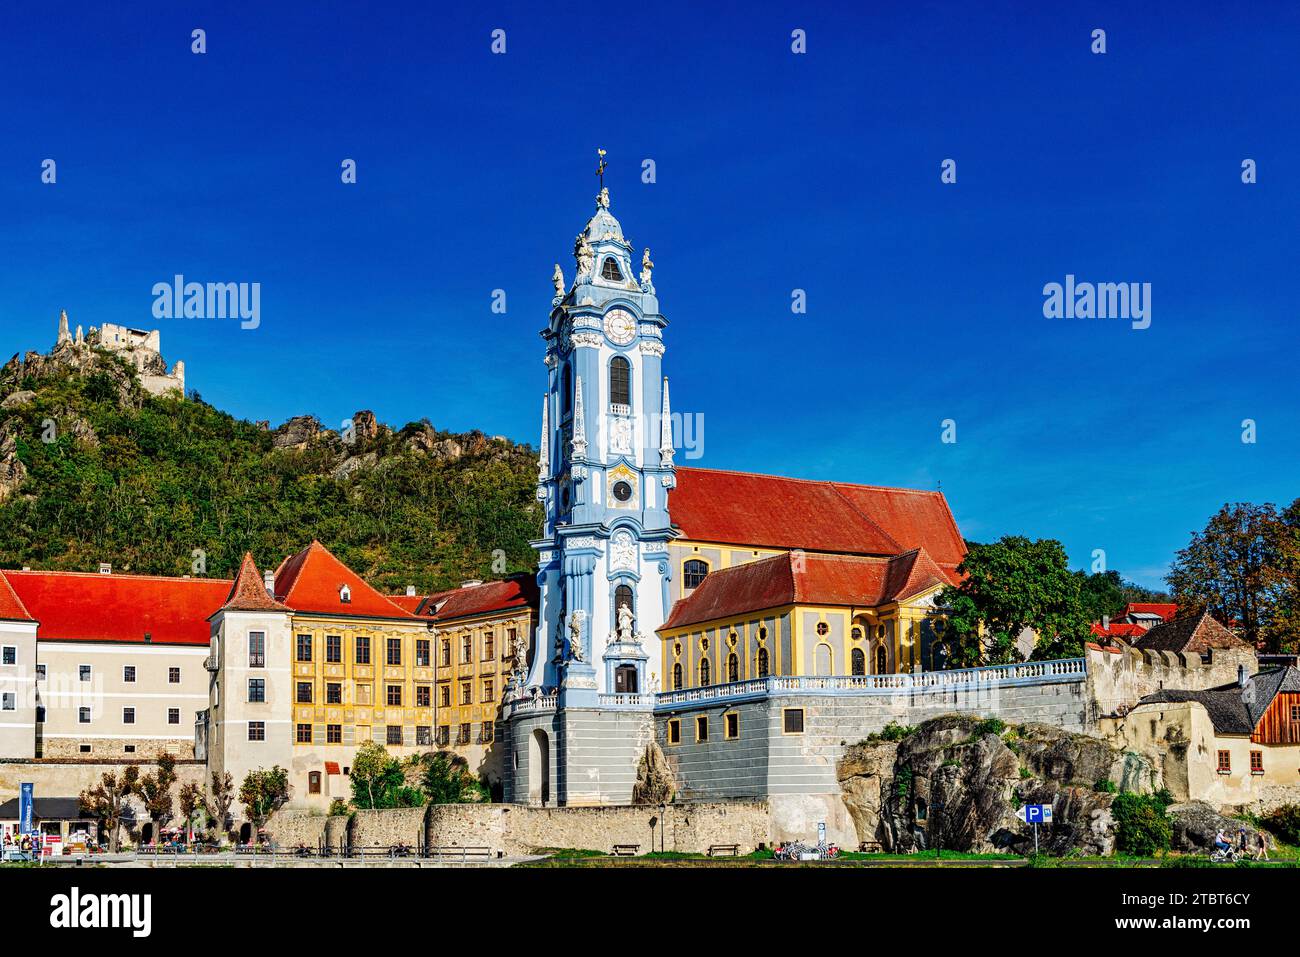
[1125, 602, 1177, 621]
[2, 570, 232, 645]
[324, 761, 341, 775]
[401, 575, 539, 623]
[670, 467, 965, 568]
[1090, 621, 1147, 639]
[661, 548, 956, 631]
[0, 572, 35, 623]
[273, 541, 418, 620]
[220, 553, 289, 613]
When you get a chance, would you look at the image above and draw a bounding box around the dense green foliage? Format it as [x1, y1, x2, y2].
[1262, 804, 1300, 846]
[239, 766, 291, 827]
[0, 352, 542, 591]
[419, 750, 489, 804]
[1111, 790, 1174, 856]
[1168, 501, 1300, 653]
[349, 741, 425, 809]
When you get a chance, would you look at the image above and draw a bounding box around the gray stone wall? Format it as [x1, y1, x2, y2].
[560, 708, 653, 805]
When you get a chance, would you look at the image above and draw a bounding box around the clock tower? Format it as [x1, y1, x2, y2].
[526, 184, 677, 708]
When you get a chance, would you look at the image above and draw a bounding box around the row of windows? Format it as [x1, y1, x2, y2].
[269, 722, 496, 746]
[670, 649, 771, 690]
[75, 706, 182, 725]
[54, 664, 185, 683]
[665, 709, 806, 745]
[1217, 750, 1267, 775]
[289, 632, 521, 667]
[294, 634, 427, 667]
[274, 679, 497, 707]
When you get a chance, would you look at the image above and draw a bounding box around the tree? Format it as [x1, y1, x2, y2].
[419, 751, 487, 804]
[349, 741, 424, 809]
[935, 536, 1093, 665]
[79, 766, 139, 852]
[205, 770, 235, 842]
[1167, 502, 1288, 651]
[178, 781, 205, 841]
[239, 767, 291, 834]
[1270, 499, 1300, 653]
[134, 753, 177, 842]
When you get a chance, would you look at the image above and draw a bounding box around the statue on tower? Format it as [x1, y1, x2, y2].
[567, 609, 587, 663]
[616, 603, 635, 644]
[640, 248, 654, 290]
[574, 234, 594, 283]
[552, 263, 565, 300]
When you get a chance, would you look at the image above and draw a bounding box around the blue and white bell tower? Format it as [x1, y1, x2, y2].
[527, 183, 676, 707]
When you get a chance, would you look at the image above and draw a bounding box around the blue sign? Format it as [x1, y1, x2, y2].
[1022, 804, 1052, 824]
[19, 782, 34, 836]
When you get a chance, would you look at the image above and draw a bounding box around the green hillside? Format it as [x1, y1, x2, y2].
[0, 346, 542, 592]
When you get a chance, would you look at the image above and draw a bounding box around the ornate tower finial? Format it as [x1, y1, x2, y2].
[537, 395, 550, 482]
[571, 376, 588, 460]
[551, 263, 565, 300]
[640, 248, 654, 292]
[659, 377, 675, 467]
[596, 148, 608, 188]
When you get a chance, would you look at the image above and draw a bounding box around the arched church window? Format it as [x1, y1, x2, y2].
[727, 653, 739, 683]
[683, 560, 709, 590]
[851, 648, 866, 676]
[672, 662, 683, 690]
[609, 356, 631, 408]
[756, 646, 769, 678]
[699, 657, 711, 687]
[601, 257, 623, 281]
[875, 645, 888, 675]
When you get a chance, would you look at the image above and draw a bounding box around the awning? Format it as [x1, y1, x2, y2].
[324, 762, 341, 775]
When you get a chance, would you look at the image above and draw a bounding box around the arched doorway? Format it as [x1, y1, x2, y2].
[238, 822, 252, 845]
[140, 822, 154, 846]
[528, 728, 550, 807]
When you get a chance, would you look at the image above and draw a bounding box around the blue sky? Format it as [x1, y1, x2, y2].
[2, 1, 1297, 589]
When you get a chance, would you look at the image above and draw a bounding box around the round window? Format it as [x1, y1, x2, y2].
[612, 481, 633, 502]
[816, 622, 829, 636]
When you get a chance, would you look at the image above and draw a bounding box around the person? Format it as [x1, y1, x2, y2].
[1238, 828, 1249, 856]
[1213, 828, 1231, 856]
[1254, 830, 1269, 861]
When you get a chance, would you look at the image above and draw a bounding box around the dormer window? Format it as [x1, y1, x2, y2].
[339, 584, 351, 604]
[601, 257, 623, 281]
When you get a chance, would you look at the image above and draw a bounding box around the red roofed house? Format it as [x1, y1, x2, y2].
[0, 571, 39, 759]
[1, 565, 231, 762]
[204, 542, 440, 824]
[656, 468, 965, 689]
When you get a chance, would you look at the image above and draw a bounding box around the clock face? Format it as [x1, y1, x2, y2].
[603, 309, 637, 346]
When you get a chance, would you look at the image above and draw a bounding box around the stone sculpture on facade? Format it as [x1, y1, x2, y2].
[639, 247, 654, 291]
[552, 263, 565, 300]
[567, 609, 586, 663]
[574, 234, 594, 282]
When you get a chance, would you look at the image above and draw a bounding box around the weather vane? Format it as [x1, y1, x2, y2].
[596, 148, 608, 188]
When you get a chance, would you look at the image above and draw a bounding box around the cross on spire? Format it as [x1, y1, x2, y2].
[596, 148, 608, 189]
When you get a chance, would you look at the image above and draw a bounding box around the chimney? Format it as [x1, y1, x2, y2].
[1238, 664, 1248, 688]
[405, 585, 416, 597]
[264, 570, 276, 595]
[98, 562, 112, 575]
[1101, 615, 1110, 630]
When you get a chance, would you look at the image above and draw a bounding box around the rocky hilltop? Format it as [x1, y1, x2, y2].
[0, 332, 541, 590]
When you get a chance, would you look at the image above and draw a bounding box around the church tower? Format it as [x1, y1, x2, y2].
[527, 182, 676, 703]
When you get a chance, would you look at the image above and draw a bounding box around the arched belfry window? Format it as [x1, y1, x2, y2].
[601, 257, 623, 281]
[683, 560, 709, 590]
[609, 356, 631, 409]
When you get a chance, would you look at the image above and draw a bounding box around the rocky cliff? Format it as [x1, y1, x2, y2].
[838, 715, 1161, 855]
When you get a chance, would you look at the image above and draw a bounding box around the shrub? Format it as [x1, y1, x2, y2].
[865, 721, 917, 743]
[1019, 766, 1032, 780]
[1263, 804, 1300, 846]
[1112, 792, 1172, 856]
[1094, 778, 1118, 793]
[971, 718, 1006, 738]
[328, 799, 350, 816]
